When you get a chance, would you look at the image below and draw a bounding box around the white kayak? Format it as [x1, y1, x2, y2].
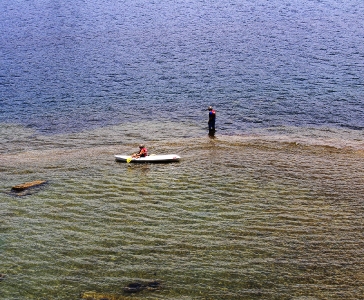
[115, 154, 181, 163]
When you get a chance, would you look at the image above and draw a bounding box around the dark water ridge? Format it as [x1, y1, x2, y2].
[1, 121, 363, 156]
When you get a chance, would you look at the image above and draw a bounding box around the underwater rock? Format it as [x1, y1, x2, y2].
[123, 282, 145, 293]
[80, 280, 162, 299]
[12, 180, 47, 192]
[0, 274, 6, 281]
[123, 280, 162, 293]
[146, 280, 161, 290]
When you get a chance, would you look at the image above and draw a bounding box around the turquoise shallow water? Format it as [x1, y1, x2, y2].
[1, 122, 364, 299]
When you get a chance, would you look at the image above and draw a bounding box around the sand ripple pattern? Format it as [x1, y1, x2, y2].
[1, 135, 363, 299]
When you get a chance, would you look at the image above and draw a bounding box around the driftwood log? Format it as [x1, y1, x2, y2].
[11, 180, 47, 192]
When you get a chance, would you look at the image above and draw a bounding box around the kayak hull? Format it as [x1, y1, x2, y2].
[115, 154, 181, 163]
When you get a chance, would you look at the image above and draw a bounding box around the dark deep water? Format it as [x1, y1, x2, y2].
[1, 0, 363, 134]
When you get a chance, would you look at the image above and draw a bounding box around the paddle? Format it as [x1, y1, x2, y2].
[126, 157, 133, 163]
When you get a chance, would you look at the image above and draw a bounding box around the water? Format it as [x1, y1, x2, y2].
[1, 0, 364, 134]
[1, 0, 364, 299]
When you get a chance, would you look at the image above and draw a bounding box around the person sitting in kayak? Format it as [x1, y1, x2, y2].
[132, 144, 148, 158]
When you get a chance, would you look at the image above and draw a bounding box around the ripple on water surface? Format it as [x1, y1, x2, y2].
[0, 127, 363, 299]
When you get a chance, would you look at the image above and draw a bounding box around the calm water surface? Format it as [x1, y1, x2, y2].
[1, 0, 364, 299]
[1, 0, 364, 134]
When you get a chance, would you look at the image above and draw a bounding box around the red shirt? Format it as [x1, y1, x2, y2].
[139, 147, 148, 157]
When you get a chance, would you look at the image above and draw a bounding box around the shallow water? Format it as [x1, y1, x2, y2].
[1, 123, 364, 299]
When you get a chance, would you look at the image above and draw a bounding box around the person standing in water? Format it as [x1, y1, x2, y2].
[208, 106, 216, 136]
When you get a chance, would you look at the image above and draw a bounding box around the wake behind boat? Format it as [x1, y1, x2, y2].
[115, 154, 181, 163]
